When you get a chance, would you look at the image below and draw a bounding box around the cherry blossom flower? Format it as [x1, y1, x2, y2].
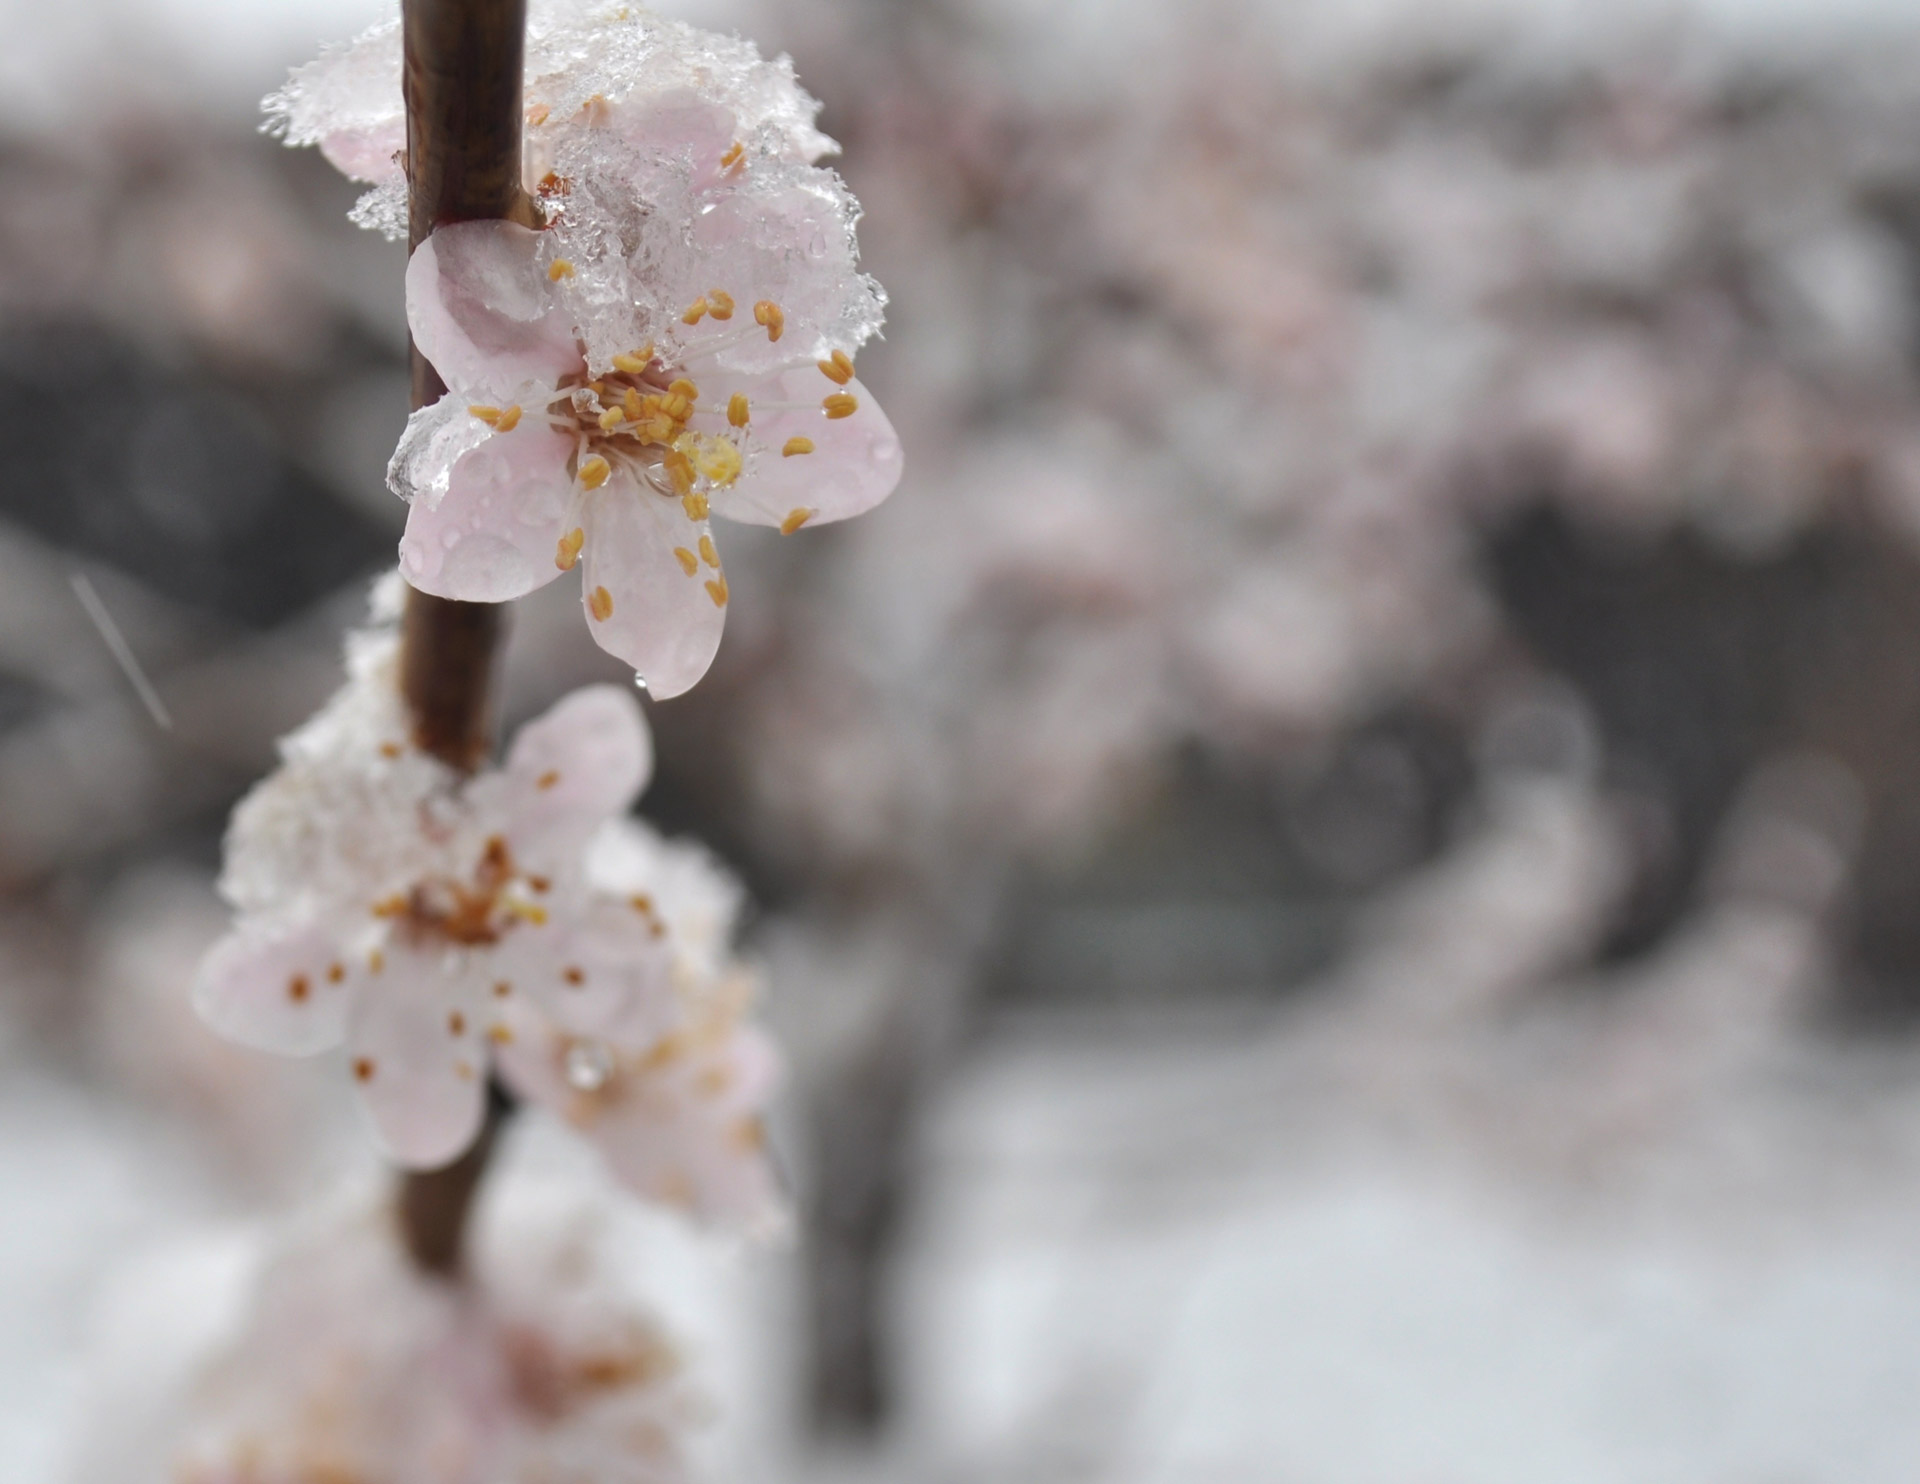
[268, 1, 902, 696]
[194, 590, 784, 1224]
[170, 1193, 695, 1484]
[391, 212, 900, 696]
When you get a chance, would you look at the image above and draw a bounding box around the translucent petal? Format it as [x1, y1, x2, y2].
[610, 90, 738, 195]
[407, 221, 583, 401]
[398, 420, 581, 603]
[346, 947, 489, 1169]
[579, 483, 726, 699]
[193, 918, 354, 1056]
[471, 685, 653, 873]
[710, 372, 903, 529]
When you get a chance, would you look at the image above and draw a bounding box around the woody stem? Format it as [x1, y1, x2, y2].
[395, 0, 532, 1279]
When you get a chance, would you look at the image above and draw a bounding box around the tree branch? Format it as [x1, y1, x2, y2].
[395, 0, 530, 1279]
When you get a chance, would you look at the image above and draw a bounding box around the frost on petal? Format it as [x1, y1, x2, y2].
[471, 685, 653, 873]
[609, 90, 739, 196]
[713, 371, 903, 529]
[194, 919, 354, 1056]
[398, 419, 580, 603]
[386, 395, 494, 508]
[347, 949, 489, 1168]
[579, 486, 727, 699]
[263, 18, 405, 182]
[675, 172, 887, 373]
[408, 221, 583, 401]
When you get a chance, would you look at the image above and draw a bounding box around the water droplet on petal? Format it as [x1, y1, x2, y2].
[633, 672, 649, 692]
[565, 1038, 614, 1091]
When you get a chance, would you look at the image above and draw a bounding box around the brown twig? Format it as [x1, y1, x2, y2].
[395, 0, 530, 1278]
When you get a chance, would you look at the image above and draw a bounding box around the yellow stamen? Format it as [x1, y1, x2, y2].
[782, 436, 815, 457]
[548, 258, 576, 281]
[468, 404, 502, 426]
[682, 297, 709, 324]
[698, 534, 720, 569]
[780, 507, 813, 534]
[598, 405, 624, 431]
[288, 974, 309, 1003]
[662, 449, 696, 495]
[683, 431, 742, 486]
[708, 289, 735, 320]
[612, 350, 652, 375]
[818, 349, 854, 385]
[681, 492, 710, 521]
[727, 392, 750, 427]
[555, 527, 585, 571]
[705, 576, 729, 607]
[622, 388, 644, 421]
[823, 392, 859, 419]
[488, 1024, 514, 1045]
[588, 585, 614, 622]
[668, 378, 698, 401]
[448, 1011, 466, 1036]
[579, 455, 611, 490]
[493, 404, 522, 432]
[537, 770, 560, 789]
[660, 393, 692, 422]
[753, 299, 785, 342]
[673, 546, 699, 576]
[527, 102, 551, 125]
[720, 140, 745, 169]
[353, 1057, 375, 1082]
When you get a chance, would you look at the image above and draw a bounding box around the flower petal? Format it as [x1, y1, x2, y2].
[346, 947, 488, 1169]
[711, 372, 902, 529]
[398, 420, 581, 603]
[579, 481, 726, 698]
[407, 220, 582, 401]
[194, 919, 354, 1056]
[470, 685, 653, 873]
[496, 898, 677, 1040]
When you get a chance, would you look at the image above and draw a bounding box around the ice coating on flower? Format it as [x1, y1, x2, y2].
[172, 1197, 694, 1484]
[196, 586, 783, 1219]
[273, 2, 900, 696]
[392, 216, 899, 696]
[265, 0, 834, 242]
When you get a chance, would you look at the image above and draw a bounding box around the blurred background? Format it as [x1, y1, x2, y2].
[9, 0, 1920, 1477]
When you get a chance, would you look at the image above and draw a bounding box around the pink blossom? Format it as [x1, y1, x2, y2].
[195, 596, 784, 1222]
[393, 202, 900, 696]
[172, 1195, 695, 1484]
[196, 656, 667, 1169]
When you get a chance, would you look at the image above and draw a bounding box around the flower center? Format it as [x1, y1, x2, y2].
[373, 834, 550, 948]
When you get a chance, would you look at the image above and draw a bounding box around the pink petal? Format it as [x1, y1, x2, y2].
[320, 119, 406, 185]
[711, 372, 902, 529]
[399, 421, 580, 603]
[194, 920, 354, 1056]
[497, 1017, 784, 1227]
[346, 947, 488, 1169]
[578, 483, 726, 699]
[495, 900, 677, 1040]
[610, 90, 737, 194]
[407, 221, 582, 402]
[470, 685, 653, 872]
